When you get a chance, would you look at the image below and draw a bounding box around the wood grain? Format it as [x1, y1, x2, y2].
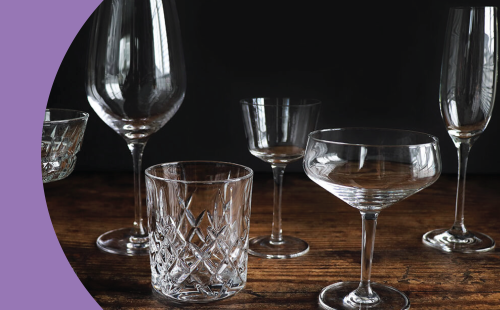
[45, 172, 500, 309]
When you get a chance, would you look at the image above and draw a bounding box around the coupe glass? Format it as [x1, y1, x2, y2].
[304, 128, 441, 310]
[241, 97, 320, 259]
[423, 7, 498, 253]
[86, 0, 186, 256]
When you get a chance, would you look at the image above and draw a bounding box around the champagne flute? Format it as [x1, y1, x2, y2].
[241, 97, 320, 259]
[423, 6, 498, 253]
[304, 128, 441, 310]
[86, 0, 186, 256]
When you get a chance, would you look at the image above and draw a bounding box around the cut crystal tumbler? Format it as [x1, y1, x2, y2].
[145, 161, 253, 302]
[42, 109, 89, 183]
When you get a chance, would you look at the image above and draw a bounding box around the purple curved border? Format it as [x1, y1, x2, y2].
[3, 0, 101, 308]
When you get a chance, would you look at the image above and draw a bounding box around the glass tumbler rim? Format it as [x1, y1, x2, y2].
[308, 127, 440, 148]
[145, 160, 254, 184]
[240, 97, 321, 107]
[44, 108, 89, 123]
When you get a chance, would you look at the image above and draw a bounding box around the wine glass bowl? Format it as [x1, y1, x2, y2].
[86, 0, 186, 256]
[423, 6, 498, 253]
[304, 128, 441, 310]
[241, 97, 320, 259]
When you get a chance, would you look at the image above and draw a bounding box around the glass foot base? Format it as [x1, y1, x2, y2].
[319, 281, 410, 310]
[248, 235, 309, 259]
[97, 227, 149, 256]
[422, 228, 495, 253]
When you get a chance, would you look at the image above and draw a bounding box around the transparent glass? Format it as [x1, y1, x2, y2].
[304, 128, 442, 310]
[423, 7, 498, 253]
[86, 0, 186, 256]
[42, 109, 89, 183]
[241, 97, 320, 259]
[145, 161, 253, 303]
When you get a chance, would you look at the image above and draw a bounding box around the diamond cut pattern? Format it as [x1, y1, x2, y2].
[41, 111, 87, 183]
[147, 177, 252, 301]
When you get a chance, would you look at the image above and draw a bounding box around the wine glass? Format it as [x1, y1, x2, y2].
[423, 6, 498, 253]
[241, 97, 320, 259]
[86, 0, 186, 256]
[304, 128, 441, 310]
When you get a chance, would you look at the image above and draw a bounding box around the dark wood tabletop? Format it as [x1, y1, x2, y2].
[45, 171, 500, 309]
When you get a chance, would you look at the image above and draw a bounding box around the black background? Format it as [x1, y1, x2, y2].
[47, 0, 500, 174]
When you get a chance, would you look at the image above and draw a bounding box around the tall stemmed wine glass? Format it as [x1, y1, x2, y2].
[241, 98, 320, 259]
[86, 0, 186, 255]
[423, 7, 498, 253]
[304, 128, 441, 310]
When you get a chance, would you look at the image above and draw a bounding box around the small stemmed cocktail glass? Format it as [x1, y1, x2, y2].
[241, 97, 320, 259]
[304, 128, 441, 310]
[423, 6, 498, 253]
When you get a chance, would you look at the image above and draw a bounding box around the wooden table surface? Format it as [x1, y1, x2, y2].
[45, 171, 500, 309]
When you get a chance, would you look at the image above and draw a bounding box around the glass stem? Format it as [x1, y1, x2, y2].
[449, 139, 474, 237]
[270, 164, 286, 243]
[127, 140, 148, 238]
[353, 211, 380, 302]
